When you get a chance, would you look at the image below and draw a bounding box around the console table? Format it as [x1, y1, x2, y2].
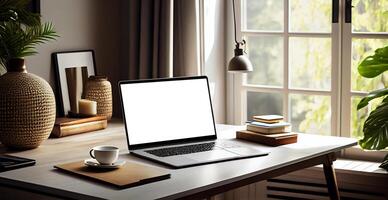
[0, 121, 356, 200]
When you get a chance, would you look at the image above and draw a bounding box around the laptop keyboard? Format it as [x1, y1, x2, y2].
[146, 142, 217, 157]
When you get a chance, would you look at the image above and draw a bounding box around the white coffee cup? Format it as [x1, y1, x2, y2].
[89, 146, 119, 165]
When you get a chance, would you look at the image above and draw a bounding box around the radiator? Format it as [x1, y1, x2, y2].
[266, 160, 388, 200]
[211, 160, 388, 200]
[267, 178, 385, 200]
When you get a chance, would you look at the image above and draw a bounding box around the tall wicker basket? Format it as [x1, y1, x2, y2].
[0, 59, 56, 149]
[84, 76, 112, 120]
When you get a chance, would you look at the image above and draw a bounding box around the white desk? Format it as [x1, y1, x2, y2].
[0, 122, 356, 200]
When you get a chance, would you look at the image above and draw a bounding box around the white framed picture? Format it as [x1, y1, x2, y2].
[53, 50, 96, 116]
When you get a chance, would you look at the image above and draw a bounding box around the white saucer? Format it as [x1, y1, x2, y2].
[84, 159, 126, 169]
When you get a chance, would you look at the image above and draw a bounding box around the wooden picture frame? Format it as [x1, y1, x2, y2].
[52, 50, 97, 116]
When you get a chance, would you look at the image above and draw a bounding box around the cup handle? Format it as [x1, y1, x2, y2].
[89, 149, 95, 159]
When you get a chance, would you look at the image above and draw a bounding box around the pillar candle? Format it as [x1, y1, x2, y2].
[78, 99, 97, 116]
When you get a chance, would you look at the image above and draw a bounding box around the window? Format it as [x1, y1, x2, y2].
[342, 0, 388, 139]
[232, 0, 388, 143]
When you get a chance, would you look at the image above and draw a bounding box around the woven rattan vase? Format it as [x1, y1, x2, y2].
[0, 58, 56, 149]
[84, 76, 112, 120]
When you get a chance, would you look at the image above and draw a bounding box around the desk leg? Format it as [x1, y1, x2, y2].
[323, 154, 340, 200]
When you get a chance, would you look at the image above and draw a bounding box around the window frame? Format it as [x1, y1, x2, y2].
[230, 0, 388, 161]
[233, 0, 340, 135]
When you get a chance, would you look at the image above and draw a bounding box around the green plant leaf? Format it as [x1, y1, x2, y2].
[357, 88, 388, 110]
[0, 0, 40, 26]
[380, 154, 388, 171]
[358, 46, 388, 78]
[359, 99, 388, 150]
[0, 21, 58, 67]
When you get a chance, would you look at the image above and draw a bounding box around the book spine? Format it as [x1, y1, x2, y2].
[236, 131, 276, 146]
[59, 116, 107, 126]
[250, 121, 291, 128]
[236, 131, 298, 146]
[247, 125, 289, 134]
[253, 119, 281, 124]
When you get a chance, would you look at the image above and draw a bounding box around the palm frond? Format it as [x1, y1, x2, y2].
[0, 21, 59, 67]
[0, 0, 58, 68]
[19, 22, 59, 56]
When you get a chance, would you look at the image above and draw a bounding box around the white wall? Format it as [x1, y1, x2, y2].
[25, 0, 121, 116]
[21, 0, 227, 120]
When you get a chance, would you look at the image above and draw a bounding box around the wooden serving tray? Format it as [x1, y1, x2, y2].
[54, 161, 170, 188]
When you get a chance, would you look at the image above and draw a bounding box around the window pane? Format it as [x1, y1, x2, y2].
[351, 38, 388, 92]
[247, 92, 283, 121]
[289, 37, 331, 90]
[242, 0, 283, 31]
[246, 36, 283, 86]
[289, 0, 332, 33]
[352, 0, 388, 33]
[290, 94, 331, 135]
[350, 96, 382, 139]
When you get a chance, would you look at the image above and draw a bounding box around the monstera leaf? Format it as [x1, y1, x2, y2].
[358, 98, 388, 150]
[357, 88, 388, 110]
[358, 46, 388, 78]
[357, 46, 388, 171]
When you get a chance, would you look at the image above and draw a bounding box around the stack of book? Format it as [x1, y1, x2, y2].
[51, 116, 108, 138]
[236, 115, 297, 146]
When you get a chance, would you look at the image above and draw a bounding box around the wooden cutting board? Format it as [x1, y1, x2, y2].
[54, 161, 170, 188]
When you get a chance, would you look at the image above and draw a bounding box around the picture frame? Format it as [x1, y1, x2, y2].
[52, 50, 97, 116]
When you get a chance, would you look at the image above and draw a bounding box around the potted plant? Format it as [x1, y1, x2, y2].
[0, 0, 59, 149]
[357, 45, 388, 170]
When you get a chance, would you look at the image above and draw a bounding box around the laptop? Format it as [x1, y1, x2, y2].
[119, 76, 268, 168]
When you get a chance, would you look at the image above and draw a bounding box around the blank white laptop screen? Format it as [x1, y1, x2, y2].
[120, 78, 216, 146]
